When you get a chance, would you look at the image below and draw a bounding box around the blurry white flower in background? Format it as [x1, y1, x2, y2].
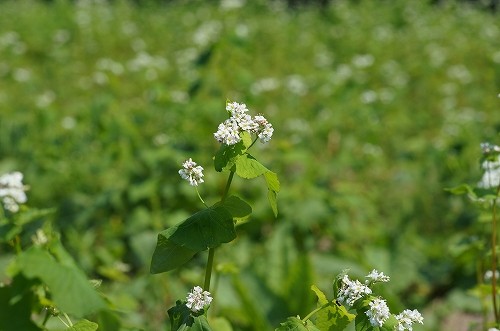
[35, 90, 56, 108]
[13, 68, 32, 82]
[251, 77, 280, 95]
[352, 54, 374, 68]
[220, 0, 245, 10]
[193, 21, 222, 47]
[0, 171, 28, 213]
[61, 116, 77, 130]
[478, 155, 500, 189]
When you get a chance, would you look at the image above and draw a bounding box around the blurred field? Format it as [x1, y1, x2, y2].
[0, 0, 499, 330]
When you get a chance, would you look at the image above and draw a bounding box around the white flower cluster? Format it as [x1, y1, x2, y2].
[178, 158, 204, 186]
[481, 142, 500, 155]
[365, 298, 390, 327]
[337, 270, 424, 329]
[478, 155, 500, 189]
[0, 171, 28, 213]
[214, 101, 274, 145]
[338, 274, 372, 306]
[394, 309, 424, 331]
[366, 269, 390, 284]
[185, 286, 213, 313]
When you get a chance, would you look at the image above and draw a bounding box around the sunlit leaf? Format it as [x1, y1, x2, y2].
[275, 317, 320, 331]
[310, 285, 355, 331]
[16, 247, 106, 317]
[214, 141, 245, 172]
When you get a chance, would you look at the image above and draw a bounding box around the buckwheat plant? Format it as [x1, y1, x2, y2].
[0, 171, 103, 330]
[277, 269, 423, 331]
[447, 141, 500, 330]
[150, 100, 280, 330]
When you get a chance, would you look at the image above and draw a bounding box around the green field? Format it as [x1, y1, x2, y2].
[0, 0, 499, 330]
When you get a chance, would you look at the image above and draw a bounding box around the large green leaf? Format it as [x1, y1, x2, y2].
[150, 236, 198, 274]
[0, 276, 42, 331]
[235, 154, 268, 179]
[275, 317, 320, 331]
[310, 285, 354, 331]
[16, 247, 106, 317]
[218, 195, 252, 219]
[150, 204, 236, 274]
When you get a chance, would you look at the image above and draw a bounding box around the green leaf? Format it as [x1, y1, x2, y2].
[275, 317, 320, 331]
[167, 301, 213, 331]
[214, 142, 245, 172]
[150, 236, 198, 274]
[55, 319, 99, 331]
[208, 317, 233, 331]
[444, 184, 475, 195]
[150, 204, 236, 274]
[241, 131, 253, 149]
[310, 285, 355, 331]
[354, 313, 375, 331]
[264, 171, 280, 217]
[218, 195, 252, 219]
[264, 171, 281, 193]
[268, 190, 279, 217]
[235, 154, 268, 179]
[0, 276, 42, 331]
[16, 247, 106, 317]
[233, 154, 280, 216]
[353, 297, 376, 331]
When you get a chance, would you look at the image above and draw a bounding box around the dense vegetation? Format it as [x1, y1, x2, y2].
[0, 0, 499, 330]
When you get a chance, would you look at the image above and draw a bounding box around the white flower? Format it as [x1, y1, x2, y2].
[0, 171, 28, 213]
[178, 159, 204, 186]
[366, 298, 390, 327]
[366, 269, 390, 284]
[185, 286, 213, 313]
[214, 118, 241, 145]
[484, 270, 500, 282]
[226, 101, 249, 117]
[394, 309, 424, 331]
[478, 155, 500, 189]
[253, 115, 274, 143]
[488, 328, 500, 331]
[337, 274, 372, 306]
[214, 101, 274, 145]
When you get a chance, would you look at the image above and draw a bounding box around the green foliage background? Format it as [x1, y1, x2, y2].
[0, 0, 499, 330]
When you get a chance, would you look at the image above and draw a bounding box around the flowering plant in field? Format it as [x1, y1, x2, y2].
[151, 100, 280, 331]
[447, 138, 500, 330]
[277, 269, 424, 331]
[0, 171, 104, 330]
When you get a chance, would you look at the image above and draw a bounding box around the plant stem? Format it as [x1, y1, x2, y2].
[301, 302, 331, 323]
[203, 171, 235, 291]
[204, 247, 215, 291]
[196, 187, 208, 207]
[492, 183, 500, 324]
[247, 137, 259, 150]
[221, 171, 235, 203]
